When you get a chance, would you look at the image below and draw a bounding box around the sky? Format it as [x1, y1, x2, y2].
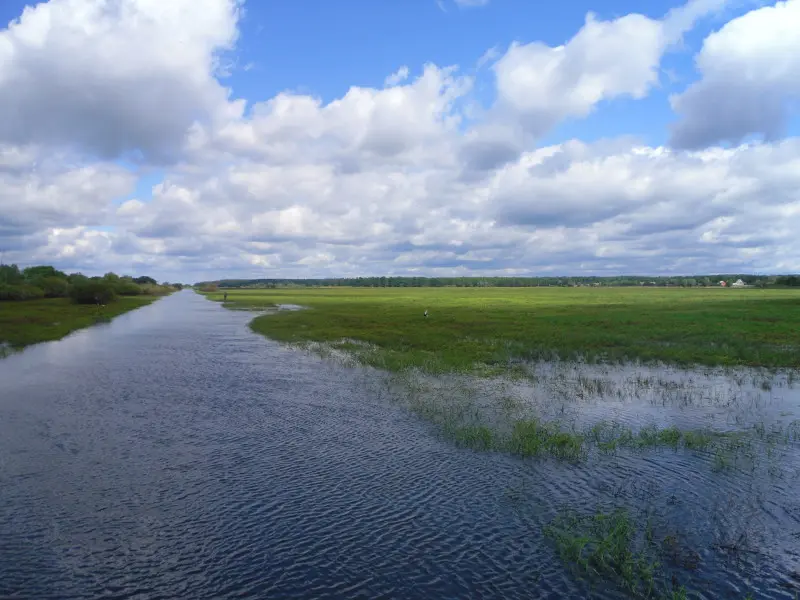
[1, 0, 800, 282]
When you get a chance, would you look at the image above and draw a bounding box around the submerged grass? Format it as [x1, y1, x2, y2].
[508, 419, 586, 461]
[206, 287, 800, 373]
[546, 508, 770, 599]
[546, 508, 662, 597]
[544, 508, 709, 599]
[0, 296, 157, 350]
[587, 422, 739, 455]
[447, 415, 747, 466]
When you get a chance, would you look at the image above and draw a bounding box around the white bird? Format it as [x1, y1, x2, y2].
[424, 310, 428, 318]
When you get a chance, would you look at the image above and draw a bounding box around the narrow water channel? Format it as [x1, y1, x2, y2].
[1, 291, 798, 599]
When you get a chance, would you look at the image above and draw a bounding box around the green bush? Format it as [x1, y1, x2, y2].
[0, 264, 24, 285]
[0, 283, 46, 301]
[115, 281, 143, 296]
[68, 273, 89, 285]
[69, 280, 117, 305]
[30, 276, 70, 298]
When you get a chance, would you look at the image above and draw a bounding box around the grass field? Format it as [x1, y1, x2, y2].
[204, 286, 800, 372]
[0, 296, 157, 351]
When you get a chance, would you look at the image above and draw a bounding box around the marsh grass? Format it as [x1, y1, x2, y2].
[447, 424, 495, 450]
[207, 287, 800, 372]
[544, 509, 746, 599]
[545, 508, 667, 597]
[0, 296, 157, 350]
[372, 364, 800, 476]
[508, 419, 586, 461]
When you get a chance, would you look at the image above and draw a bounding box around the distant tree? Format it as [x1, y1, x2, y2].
[776, 275, 800, 287]
[23, 265, 67, 280]
[0, 264, 24, 285]
[133, 276, 157, 285]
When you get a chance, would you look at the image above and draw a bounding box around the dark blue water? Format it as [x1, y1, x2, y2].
[1, 292, 798, 599]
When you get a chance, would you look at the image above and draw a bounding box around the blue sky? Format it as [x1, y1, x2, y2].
[1, 0, 799, 281]
[228, 0, 709, 146]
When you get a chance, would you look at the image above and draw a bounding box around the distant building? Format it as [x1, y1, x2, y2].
[731, 279, 747, 288]
[719, 281, 727, 287]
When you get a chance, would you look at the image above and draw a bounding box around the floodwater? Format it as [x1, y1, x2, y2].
[1, 291, 798, 599]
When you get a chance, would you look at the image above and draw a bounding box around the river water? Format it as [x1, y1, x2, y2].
[1, 291, 798, 599]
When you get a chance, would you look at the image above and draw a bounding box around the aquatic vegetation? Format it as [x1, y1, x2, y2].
[545, 508, 673, 597]
[712, 450, 731, 472]
[587, 421, 737, 456]
[682, 430, 714, 450]
[507, 419, 586, 461]
[448, 424, 494, 451]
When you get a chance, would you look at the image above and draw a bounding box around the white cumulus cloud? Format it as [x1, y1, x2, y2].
[0, 0, 241, 162]
[2, 0, 800, 281]
[670, 0, 800, 148]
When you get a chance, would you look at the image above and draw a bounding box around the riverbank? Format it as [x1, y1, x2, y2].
[0, 296, 158, 352]
[203, 287, 800, 373]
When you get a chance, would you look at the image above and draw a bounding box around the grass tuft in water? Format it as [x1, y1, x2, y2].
[545, 508, 666, 597]
[508, 419, 586, 462]
[682, 430, 714, 451]
[448, 425, 495, 451]
[588, 421, 731, 456]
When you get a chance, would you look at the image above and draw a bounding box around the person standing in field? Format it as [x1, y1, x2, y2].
[224, 292, 228, 301]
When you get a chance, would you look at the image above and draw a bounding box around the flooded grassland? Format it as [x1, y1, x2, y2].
[209, 287, 800, 599]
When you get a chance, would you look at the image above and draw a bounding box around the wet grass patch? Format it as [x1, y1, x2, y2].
[545, 508, 772, 599]
[508, 419, 586, 462]
[588, 422, 736, 455]
[545, 508, 678, 598]
[205, 287, 800, 372]
[0, 296, 158, 351]
[447, 424, 495, 451]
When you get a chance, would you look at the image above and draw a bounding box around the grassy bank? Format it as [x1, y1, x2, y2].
[0, 296, 157, 351]
[204, 287, 800, 372]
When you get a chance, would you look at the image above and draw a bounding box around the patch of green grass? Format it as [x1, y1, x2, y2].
[682, 430, 715, 451]
[0, 296, 157, 350]
[205, 286, 800, 373]
[588, 421, 730, 455]
[712, 450, 731, 472]
[508, 419, 586, 462]
[545, 509, 712, 598]
[447, 424, 495, 451]
[545, 508, 667, 597]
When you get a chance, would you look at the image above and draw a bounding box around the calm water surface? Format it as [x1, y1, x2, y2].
[1, 291, 798, 599]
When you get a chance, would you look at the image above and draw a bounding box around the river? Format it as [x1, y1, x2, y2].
[1, 291, 798, 599]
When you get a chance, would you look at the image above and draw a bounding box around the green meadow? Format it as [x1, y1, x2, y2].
[0, 296, 157, 351]
[204, 286, 800, 373]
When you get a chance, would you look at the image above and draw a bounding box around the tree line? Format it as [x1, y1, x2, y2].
[0, 264, 183, 304]
[195, 274, 800, 289]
